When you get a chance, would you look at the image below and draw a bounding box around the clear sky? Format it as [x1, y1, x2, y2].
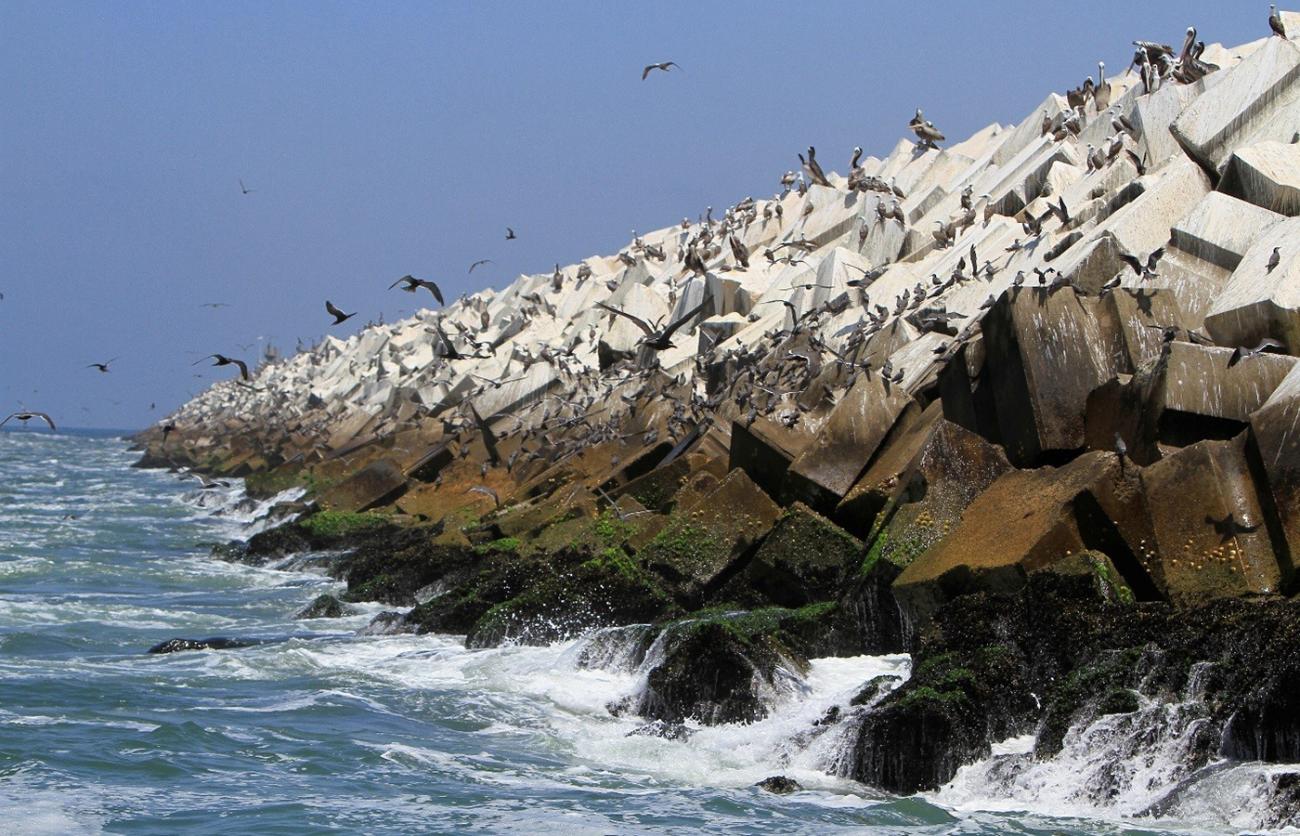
[0, 1, 1269, 430]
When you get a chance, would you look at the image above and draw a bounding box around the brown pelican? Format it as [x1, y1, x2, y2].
[1272, 5, 1288, 37]
[1094, 62, 1111, 111]
[798, 146, 831, 187]
[389, 275, 444, 305]
[87, 358, 118, 373]
[194, 354, 249, 381]
[729, 234, 750, 269]
[849, 146, 863, 170]
[911, 114, 945, 149]
[596, 300, 708, 350]
[325, 300, 354, 325]
[1, 411, 56, 431]
[641, 61, 680, 80]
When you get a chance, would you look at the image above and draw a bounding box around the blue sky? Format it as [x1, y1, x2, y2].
[0, 1, 1267, 429]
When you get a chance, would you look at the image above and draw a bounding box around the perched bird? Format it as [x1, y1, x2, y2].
[1270, 4, 1287, 38]
[596, 300, 708, 350]
[87, 358, 118, 373]
[642, 61, 680, 79]
[909, 108, 945, 148]
[1, 411, 56, 431]
[1266, 246, 1281, 273]
[389, 275, 445, 305]
[325, 300, 355, 325]
[505, 227, 517, 240]
[1115, 433, 1128, 473]
[469, 259, 493, 274]
[194, 354, 250, 381]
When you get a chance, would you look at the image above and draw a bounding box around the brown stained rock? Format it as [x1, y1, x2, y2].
[740, 502, 863, 607]
[640, 468, 781, 596]
[1248, 365, 1300, 576]
[394, 457, 516, 523]
[835, 402, 942, 537]
[1141, 434, 1284, 603]
[983, 288, 1124, 466]
[728, 415, 811, 501]
[783, 372, 914, 511]
[893, 452, 1157, 630]
[318, 459, 408, 513]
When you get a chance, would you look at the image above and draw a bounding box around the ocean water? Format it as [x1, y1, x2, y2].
[0, 430, 1280, 834]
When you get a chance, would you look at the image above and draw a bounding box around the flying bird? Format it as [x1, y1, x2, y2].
[505, 227, 517, 240]
[1228, 337, 1285, 367]
[1, 411, 56, 431]
[1119, 247, 1164, 280]
[199, 302, 230, 309]
[596, 299, 708, 350]
[239, 179, 254, 195]
[325, 300, 354, 325]
[469, 259, 492, 274]
[389, 275, 445, 305]
[468, 485, 501, 508]
[194, 354, 250, 381]
[642, 61, 680, 80]
[87, 358, 118, 373]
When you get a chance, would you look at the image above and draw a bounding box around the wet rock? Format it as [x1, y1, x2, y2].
[755, 776, 803, 795]
[1250, 364, 1300, 565]
[294, 593, 350, 619]
[339, 526, 475, 606]
[849, 674, 904, 707]
[147, 637, 267, 654]
[728, 415, 812, 502]
[626, 719, 695, 742]
[356, 611, 412, 636]
[737, 503, 861, 607]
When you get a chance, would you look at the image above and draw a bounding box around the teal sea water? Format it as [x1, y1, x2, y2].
[0, 430, 1271, 834]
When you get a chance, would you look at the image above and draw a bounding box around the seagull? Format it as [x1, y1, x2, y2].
[505, 227, 517, 240]
[1266, 246, 1281, 273]
[1228, 337, 1286, 367]
[469, 259, 492, 274]
[388, 275, 445, 305]
[87, 358, 118, 373]
[1, 411, 56, 431]
[239, 179, 254, 195]
[596, 300, 708, 350]
[642, 61, 680, 80]
[194, 354, 250, 380]
[325, 300, 355, 325]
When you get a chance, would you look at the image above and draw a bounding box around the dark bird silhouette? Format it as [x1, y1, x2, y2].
[1206, 512, 1261, 543]
[238, 179, 254, 195]
[389, 275, 445, 305]
[1115, 433, 1128, 473]
[325, 300, 354, 325]
[469, 259, 492, 274]
[1228, 337, 1285, 367]
[194, 354, 250, 381]
[200, 302, 230, 309]
[1119, 247, 1164, 280]
[642, 61, 680, 79]
[87, 358, 118, 373]
[432, 319, 464, 359]
[1, 411, 56, 431]
[468, 485, 500, 508]
[1266, 246, 1281, 273]
[596, 300, 708, 350]
[1271, 4, 1288, 38]
[505, 227, 517, 240]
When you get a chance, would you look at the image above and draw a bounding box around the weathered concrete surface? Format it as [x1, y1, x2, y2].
[1171, 191, 1285, 272]
[1205, 217, 1300, 353]
[1161, 341, 1297, 423]
[1250, 363, 1300, 572]
[1220, 140, 1300, 216]
[318, 459, 408, 512]
[1171, 35, 1300, 172]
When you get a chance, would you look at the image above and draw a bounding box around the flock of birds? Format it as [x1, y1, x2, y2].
[4, 8, 1291, 472]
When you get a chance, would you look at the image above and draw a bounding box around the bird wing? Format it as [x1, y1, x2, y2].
[388, 276, 410, 290]
[660, 300, 709, 341]
[596, 302, 654, 335]
[641, 65, 653, 80]
[468, 485, 500, 506]
[34, 412, 56, 430]
[234, 359, 250, 380]
[419, 280, 445, 305]
[1117, 252, 1143, 273]
[325, 300, 346, 318]
[1146, 248, 1165, 270]
[469, 259, 491, 273]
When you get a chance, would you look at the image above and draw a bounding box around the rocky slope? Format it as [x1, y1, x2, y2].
[139, 13, 1300, 824]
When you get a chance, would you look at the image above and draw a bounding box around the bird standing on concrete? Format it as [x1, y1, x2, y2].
[1270, 5, 1287, 38]
[1266, 246, 1281, 273]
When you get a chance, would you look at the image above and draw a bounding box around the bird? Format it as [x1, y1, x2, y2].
[468, 485, 501, 508]
[1094, 62, 1111, 111]
[1266, 247, 1281, 273]
[1, 411, 56, 431]
[1228, 337, 1285, 367]
[388, 275, 445, 305]
[505, 227, 517, 240]
[1206, 513, 1261, 543]
[909, 108, 945, 148]
[596, 300, 708, 350]
[469, 259, 493, 274]
[87, 358, 118, 373]
[642, 61, 680, 80]
[238, 179, 254, 195]
[194, 354, 250, 381]
[1271, 4, 1287, 38]
[1115, 433, 1128, 473]
[325, 300, 355, 325]
[1119, 247, 1164, 280]
[199, 302, 230, 309]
